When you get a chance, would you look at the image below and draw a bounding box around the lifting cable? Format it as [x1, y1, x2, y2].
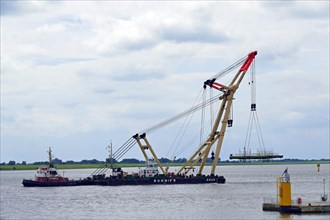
[209, 88, 214, 129]
[168, 90, 220, 165]
[112, 138, 135, 159]
[90, 164, 108, 176]
[140, 93, 222, 134]
[200, 89, 206, 146]
[173, 105, 220, 160]
[210, 55, 247, 81]
[250, 60, 266, 152]
[169, 107, 198, 160]
[90, 137, 136, 176]
[165, 88, 204, 159]
[243, 59, 266, 153]
[255, 111, 266, 152]
[244, 111, 254, 151]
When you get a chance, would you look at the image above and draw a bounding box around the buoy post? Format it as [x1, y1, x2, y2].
[279, 168, 292, 212]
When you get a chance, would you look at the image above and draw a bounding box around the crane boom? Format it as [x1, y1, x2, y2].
[176, 51, 257, 176]
[107, 51, 257, 178]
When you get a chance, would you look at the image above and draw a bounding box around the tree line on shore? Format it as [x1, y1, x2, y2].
[1, 157, 191, 166]
[1, 157, 329, 166]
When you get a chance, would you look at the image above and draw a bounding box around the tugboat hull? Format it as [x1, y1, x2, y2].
[22, 179, 80, 187]
[22, 179, 96, 187]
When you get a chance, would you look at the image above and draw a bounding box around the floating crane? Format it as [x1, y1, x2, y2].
[92, 51, 258, 179]
[176, 51, 257, 175]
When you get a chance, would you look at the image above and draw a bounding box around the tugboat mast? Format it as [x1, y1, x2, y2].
[48, 147, 53, 166]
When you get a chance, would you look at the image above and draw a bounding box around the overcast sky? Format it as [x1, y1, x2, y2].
[1, 1, 329, 163]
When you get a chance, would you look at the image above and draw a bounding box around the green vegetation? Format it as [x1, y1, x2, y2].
[0, 164, 40, 170]
[0, 160, 328, 171]
[0, 163, 144, 171]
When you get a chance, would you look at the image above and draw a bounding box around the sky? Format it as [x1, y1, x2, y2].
[1, 1, 329, 163]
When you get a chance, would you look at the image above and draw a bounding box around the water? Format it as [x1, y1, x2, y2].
[1, 164, 329, 220]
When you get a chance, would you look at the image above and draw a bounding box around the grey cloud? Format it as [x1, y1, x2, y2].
[1, 113, 15, 123]
[77, 70, 95, 78]
[53, 16, 84, 26]
[92, 14, 228, 56]
[161, 29, 227, 43]
[113, 72, 165, 82]
[0, 0, 22, 16]
[2, 1, 329, 162]
[0, 0, 61, 16]
[120, 25, 228, 53]
[261, 1, 329, 19]
[120, 38, 158, 52]
[33, 57, 95, 66]
[110, 64, 166, 82]
[159, 26, 227, 43]
[94, 88, 114, 94]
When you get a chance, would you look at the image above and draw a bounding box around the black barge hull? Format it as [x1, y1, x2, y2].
[23, 175, 225, 187]
[102, 175, 226, 186]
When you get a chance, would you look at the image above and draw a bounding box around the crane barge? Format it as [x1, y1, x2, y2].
[23, 51, 257, 187]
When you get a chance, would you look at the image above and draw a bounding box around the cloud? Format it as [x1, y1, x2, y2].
[111, 65, 165, 82]
[261, 1, 329, 19]
[1, 1, 329, 162]
[37, 23, 66, 33]
[82, 3, 229, 55]
[0, 0, 59, 16]
[1, 0, 22, 16]
[147, 11, 228, 43]
[82, 15, 158, 55]
[280, 111, 305, 123]
[33, 57, 94, 66]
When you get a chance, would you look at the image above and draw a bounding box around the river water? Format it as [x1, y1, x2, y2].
[1, 164, 329, 220]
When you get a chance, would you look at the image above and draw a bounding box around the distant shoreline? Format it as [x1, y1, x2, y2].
[0, 160, 329, 171]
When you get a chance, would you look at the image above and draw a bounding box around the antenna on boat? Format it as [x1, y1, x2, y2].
[108, 141, 113, 168]
[48, 147, 53, 166]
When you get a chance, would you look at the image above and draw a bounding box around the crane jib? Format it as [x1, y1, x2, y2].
[239, 51, 257, 72]
[204, 51, 257, 91]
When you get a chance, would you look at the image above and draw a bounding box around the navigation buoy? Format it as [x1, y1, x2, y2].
[279, 168, 292, 208]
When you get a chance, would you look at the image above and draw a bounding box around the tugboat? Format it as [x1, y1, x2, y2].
[22, 148, 83, 187]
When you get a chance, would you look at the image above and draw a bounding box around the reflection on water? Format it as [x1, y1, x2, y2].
[279, 213, 293, 220]
[1, 164, 329, 220]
